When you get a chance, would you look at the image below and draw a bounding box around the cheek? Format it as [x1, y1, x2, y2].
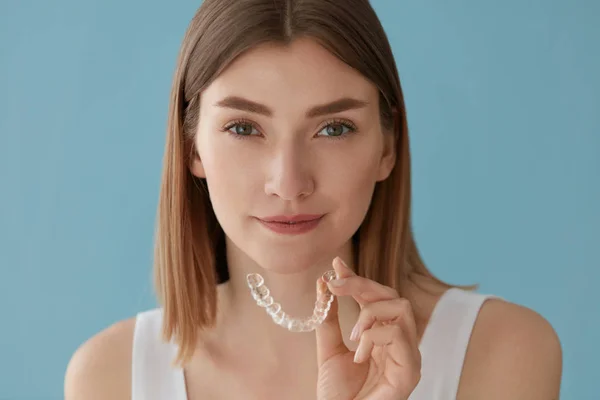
[324, 139, 381, 192]
[197, 129, 258, 188]
[321, 146, 381, 223]
[194, 134, 259, 226]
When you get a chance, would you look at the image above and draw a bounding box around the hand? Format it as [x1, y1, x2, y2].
[315, 257, 421, 400]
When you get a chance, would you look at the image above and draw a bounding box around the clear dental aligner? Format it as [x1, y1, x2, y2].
[246, 270, 338, 332]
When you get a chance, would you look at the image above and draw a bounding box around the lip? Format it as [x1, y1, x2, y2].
[255, 214, 324, 235]
[258, 214, 324, 223]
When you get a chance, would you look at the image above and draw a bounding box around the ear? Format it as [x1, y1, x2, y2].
[189, 143, 206, 179]
[376, 107, 398, 181]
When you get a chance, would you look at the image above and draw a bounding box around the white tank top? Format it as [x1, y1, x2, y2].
[132, 288, 498, 400]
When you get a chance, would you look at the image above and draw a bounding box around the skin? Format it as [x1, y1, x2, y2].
[64, 38, 563, 399]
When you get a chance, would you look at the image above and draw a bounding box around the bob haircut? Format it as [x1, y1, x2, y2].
[154, 0, 474, 366]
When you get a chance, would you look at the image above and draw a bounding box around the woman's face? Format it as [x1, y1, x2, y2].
[191, 38, 396, 273]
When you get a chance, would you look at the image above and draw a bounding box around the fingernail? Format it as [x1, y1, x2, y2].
[328, 278, 346, 287]
[350, 324, 360, 341]
[353, 348, 363, 364]
[335, 257, 354, 274]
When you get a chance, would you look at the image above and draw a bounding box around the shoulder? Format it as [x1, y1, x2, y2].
[458, 296, 563, 399]
[64, 316, 137, 400]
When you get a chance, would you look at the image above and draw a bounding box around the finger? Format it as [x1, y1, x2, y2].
[328, 257, 372, 307]
[354, 325, 423, 397]
[315, 277, 348, 367]
[327, 275, 399, 306]
[353, 324, 419, 368]
[331, 256, 356, 279]
[350, 299, 418, 348]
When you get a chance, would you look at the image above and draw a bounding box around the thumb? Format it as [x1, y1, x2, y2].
[315, 281, 346, 366]
[315, 257, 353, 366]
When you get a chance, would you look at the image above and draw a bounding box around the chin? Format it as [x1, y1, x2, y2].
[247, 242, 335, 274]
[225, 216, 355, 273]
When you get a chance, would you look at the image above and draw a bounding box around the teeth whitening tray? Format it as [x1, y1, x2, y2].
[246, 270, 338, 332]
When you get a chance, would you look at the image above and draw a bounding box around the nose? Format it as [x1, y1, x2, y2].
[264, 146, 315, 200]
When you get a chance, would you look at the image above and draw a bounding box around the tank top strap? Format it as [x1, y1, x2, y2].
[132, 308, 188, 400]
[411, 288, 500, 399]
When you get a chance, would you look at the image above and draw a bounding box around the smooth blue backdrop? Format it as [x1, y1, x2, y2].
[1, 0, 598, 398]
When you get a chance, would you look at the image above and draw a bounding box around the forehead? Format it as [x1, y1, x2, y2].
[200, 38, 379, 116]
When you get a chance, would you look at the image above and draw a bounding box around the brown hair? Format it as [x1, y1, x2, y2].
[154, 0, 474, 366]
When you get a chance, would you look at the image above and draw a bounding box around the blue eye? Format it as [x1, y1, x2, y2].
[223, 121, 259, 138]
[316, 121, 357, 139]
[221, 118, 357, 140]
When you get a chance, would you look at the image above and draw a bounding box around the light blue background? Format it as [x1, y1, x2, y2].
[1, 0, 598, 398]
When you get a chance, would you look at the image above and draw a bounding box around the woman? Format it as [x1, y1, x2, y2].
[65, 0, 562, 398]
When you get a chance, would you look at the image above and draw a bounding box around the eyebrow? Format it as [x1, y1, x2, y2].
[213, 96, 369, 118]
